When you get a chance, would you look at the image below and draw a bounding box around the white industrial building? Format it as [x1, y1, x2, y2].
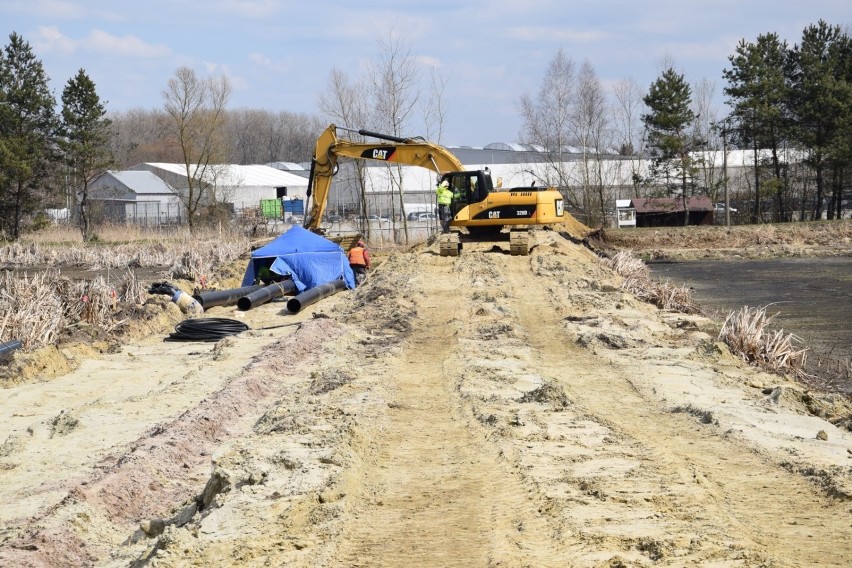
[129, 163, 310, 213]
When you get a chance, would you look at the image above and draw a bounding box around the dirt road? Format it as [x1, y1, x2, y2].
[1, 230, 850, 566]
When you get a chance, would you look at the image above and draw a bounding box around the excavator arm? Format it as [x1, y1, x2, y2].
[303, 124, 465, 231]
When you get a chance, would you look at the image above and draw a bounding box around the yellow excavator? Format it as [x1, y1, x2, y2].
[303, 124, 574, 256]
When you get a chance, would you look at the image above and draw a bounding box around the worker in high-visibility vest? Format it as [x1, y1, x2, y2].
[347, 240, 371, 286]
[436, 180, 453, 233]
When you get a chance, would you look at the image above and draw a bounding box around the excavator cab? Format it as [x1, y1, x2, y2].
[441, 171, 494, 219]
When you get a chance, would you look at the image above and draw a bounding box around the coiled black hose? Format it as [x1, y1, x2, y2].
[165, 318, 250, 342]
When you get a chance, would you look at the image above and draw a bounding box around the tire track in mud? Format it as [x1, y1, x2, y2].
[322, 234, 850, 566]
[470, 231, 852, 566]
[331, 253, 567, 567]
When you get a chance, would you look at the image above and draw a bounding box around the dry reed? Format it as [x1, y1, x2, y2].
[0, 268, 150, 350]
[0, 267, 153, 350]
[0, 270, 65, 350]
[601, 220, 852, 253]
[0, 225, 258, 353]
[718, 305, 810, 378]
[605, 250, 701, 314]
[1, 226, 250, 282]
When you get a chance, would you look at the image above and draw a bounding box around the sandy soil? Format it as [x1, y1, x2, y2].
[1, 229, 851, 567]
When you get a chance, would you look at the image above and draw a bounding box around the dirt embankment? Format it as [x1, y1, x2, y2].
[595, 220, 852, 260]
[0, 228, 850, 566]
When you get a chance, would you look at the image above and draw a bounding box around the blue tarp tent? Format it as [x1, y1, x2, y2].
[241, 226, 356, 292]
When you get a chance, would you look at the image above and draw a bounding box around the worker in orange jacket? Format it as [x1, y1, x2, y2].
[348, 239, 371, 286]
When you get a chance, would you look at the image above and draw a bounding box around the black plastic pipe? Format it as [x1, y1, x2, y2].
[286, 278, 346, 314]
[237, 280, 296, 311]
[0, 339, 23, 358]
[193, 284, 265, 310]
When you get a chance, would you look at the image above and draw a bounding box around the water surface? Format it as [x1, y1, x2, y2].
[648, 257, 852, 362]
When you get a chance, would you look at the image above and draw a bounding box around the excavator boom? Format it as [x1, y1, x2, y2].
[303, 124, 464, 230]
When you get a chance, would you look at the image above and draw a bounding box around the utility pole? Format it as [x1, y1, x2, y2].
[722, 119, 730, 226]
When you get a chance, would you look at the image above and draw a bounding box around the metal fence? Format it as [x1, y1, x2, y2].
[94, 201, 184, 226]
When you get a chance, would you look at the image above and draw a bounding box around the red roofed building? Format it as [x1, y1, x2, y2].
[631, 196, 714, 227]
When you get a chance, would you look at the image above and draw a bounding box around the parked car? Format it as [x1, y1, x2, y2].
[714, 203, 738, 213]
[416, 212, 437, 221]
[355, 214, 389, 223]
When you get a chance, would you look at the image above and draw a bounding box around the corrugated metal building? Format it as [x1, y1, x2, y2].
[89, 170, 182, 225]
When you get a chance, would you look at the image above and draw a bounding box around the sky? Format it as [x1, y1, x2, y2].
[2, 0, 850, 148]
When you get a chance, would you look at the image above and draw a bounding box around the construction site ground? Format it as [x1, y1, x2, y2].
[1, 229, 850, 567]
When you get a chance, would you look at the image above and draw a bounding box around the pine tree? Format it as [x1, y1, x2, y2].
[60, 68, 114, 241]
[642, 68, 696, 224]
[723, 33, 790, 222]
[787, 20, 852, 220]
[0, 32, 58, 240]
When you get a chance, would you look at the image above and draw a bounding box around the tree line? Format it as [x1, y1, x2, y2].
[521, 20, 851, 227]
[0, 32, 323, 240]
[1, 21, 849, 241]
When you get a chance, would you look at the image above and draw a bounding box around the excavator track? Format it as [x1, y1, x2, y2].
[509, 231, 530, 256]
[438, 233, 460, 257]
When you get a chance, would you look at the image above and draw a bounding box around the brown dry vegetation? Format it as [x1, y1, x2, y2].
[0, 223, 408, 386]
[596, 219, 852, 260]
[604, 250, 821, 387]
[2, 221, 848, 391]
[0, 226, 254, 384]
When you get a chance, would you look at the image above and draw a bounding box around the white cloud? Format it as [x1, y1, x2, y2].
[247, 52, 292, 73]
[32, 25, 77, 55]
[83, 29, 172, 58]
[29, 26, 169, 59]
[415, 55, 442, 69]
[321, 11, 432, 42]
[203, 61, 231, 74]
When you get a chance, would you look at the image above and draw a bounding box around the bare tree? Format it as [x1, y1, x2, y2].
[274, 111, 324, 163]
[612, 77, 647, 198]
[226, 109, 321, 165]
[423, 66, 449, 143]
[366, 31, 420, 243]
[571, 61, 613, 226]
[691, 78, 723, 202]
[162, 66, 231, 231]
[108, 108, 177, 168]
[227, 108, 267, 164]
[318, 68, 372, 235]
[519, 49, 579, 210]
